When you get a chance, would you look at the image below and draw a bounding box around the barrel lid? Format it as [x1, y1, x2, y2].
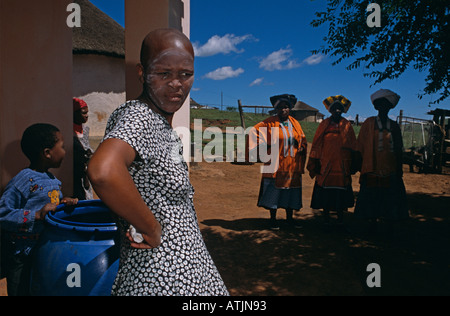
[46, 200, 117, 232]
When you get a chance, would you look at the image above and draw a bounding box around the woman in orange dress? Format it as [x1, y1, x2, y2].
[354, 89, 409, 234]
[307, 95, 357, 227]
[249, 94, 307, 230]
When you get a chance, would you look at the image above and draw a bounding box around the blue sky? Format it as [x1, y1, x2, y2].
[89, 0, 448, 121]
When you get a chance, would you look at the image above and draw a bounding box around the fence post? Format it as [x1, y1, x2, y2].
[238, 99, 246, 129]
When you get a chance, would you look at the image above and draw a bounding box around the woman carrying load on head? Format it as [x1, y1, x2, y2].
[249, 94, 307, 230]
[354, 89, 409, 235]
[307, 95, 357, 228]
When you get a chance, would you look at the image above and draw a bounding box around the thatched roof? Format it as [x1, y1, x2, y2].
[190, 98, 201, 106]
[292, 101, 320, 112]
[72, 0, 124, 58]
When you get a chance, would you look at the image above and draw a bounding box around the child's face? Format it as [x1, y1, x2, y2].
[47, 131, 66, 168]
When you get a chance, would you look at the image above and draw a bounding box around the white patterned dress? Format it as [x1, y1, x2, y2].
[103, 100, 229, 296]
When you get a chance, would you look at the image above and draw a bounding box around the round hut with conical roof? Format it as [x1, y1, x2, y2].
[72, 0, 125, 137]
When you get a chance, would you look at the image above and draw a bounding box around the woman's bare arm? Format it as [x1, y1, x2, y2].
[87, 138, 161, 248]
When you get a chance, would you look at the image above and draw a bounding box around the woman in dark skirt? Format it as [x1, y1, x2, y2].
[354, 89, 409, 234]
[249, 94, 307, 230]
[307, 95, 357, 226]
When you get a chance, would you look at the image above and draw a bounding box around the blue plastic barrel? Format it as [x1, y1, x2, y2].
[30, 200, 119, 296]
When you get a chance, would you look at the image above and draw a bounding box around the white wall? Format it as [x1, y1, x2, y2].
[73, 54, 126, 137]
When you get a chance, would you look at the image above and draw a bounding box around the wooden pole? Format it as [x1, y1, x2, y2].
[398, 109, 403, 127]
[238, 99, 246, 129]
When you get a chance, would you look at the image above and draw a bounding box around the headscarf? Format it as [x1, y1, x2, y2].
[322, 95, 351, 113]
[73, 98, 88, 112]
[370, 89, 400, 108]
[270, 94, 297, 109]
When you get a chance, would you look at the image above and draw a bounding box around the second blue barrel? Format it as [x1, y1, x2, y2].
[30, 200, 120, 296]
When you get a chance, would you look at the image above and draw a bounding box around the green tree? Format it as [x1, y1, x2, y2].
[311, 0, 449, 104]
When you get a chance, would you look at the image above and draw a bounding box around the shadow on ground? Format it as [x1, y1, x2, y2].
[201, 192, 450, 296]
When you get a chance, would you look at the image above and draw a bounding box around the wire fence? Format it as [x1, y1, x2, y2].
[399, 116, 433, 149]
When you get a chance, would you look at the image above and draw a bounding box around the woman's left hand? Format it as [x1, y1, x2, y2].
[126, 229, 161, 249]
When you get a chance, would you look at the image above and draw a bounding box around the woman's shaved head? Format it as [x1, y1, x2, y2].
[137, 28, 195, 119]
[140, 28, 194, 71]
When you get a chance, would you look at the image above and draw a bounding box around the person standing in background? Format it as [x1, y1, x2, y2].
[73, 98, 93, 200]
[354, 89, 409, 236]
[249, 94, 307, 230]
[307, 95, 357, 229]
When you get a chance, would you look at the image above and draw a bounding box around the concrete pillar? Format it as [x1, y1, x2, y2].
[124, 0, 191, 162]
[0, 0, 73, 280]
[0, 0, 73, 195]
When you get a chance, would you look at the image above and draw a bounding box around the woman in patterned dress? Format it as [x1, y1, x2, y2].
[87, 28, 228, 296]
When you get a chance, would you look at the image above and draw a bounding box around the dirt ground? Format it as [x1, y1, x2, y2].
[1, 161, 449, 296]
[191, 161, 450, 296]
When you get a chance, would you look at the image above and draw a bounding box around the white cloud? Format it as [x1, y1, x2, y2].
[259, 47, 301, 71]
[204, 66, 244, 80]
[249, 77, 264, 86]
[302, 54, 325, 66]
[259, 49, 326, 71]
[193, 34, 255, 57]
[343, 114, 354, 121]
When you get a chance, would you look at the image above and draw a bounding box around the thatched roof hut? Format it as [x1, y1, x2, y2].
[72, 0, 124, 58]
[291, 101, 325, 122]
[72, 0, 126, 137]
